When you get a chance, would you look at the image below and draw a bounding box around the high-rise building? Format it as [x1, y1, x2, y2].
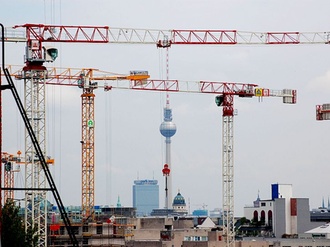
[132, 179, 159, 216]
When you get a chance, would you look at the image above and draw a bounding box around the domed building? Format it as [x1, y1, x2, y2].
[172, 191, 188, 215]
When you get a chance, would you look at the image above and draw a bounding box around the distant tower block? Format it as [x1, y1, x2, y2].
[160, 102, 177, 209]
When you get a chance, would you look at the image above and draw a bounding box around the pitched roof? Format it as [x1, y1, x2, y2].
[197, 217, 216, 229]
[305, 223, 330, 234]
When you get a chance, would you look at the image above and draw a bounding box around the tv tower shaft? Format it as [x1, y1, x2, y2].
[160, 100, 176, 209]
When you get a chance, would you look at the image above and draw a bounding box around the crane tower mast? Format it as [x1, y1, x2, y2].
[78, 71, 96, 220]
[1, 151, 22, 202]
[22, 43, 50, 246]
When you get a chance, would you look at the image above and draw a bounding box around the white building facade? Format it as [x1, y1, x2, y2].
[244, 183, 313, 237]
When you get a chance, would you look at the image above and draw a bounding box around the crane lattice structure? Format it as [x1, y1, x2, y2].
[1, 150, 54, 203]
[1, 151, 22, 202]
[0, 23, 307, 247]
[3, 24, 330, 45]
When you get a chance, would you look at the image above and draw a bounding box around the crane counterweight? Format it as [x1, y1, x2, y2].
[316, 104, 330, 121]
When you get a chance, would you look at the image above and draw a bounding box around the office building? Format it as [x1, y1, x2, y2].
[133, 179, 159, 216]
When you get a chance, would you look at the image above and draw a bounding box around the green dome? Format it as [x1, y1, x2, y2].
[173, 192, 186, 206]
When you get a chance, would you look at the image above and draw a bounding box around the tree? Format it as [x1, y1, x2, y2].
[1, 200, 38, 247]
[1, 200, 26, 247]
[25, 224, 39, 247]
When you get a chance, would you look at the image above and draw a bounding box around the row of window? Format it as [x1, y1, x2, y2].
[253, 210, 273, 222]
[53, 225, 108, 235]
[184, 236, 208, 241]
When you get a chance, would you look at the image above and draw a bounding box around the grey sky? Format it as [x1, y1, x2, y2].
[1, 0, 330, 216]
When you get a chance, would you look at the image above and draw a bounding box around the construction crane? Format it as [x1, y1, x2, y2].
[215, 86, 296, 246]
[316, 104, 330, 121]
[0, 23, 307, 247]
[75, 69, 150, 221]
[1, 150, 54, 203]
[59, 76, 296, 247]
[2, 24, 330, 45]
[1, 151, 22, 202]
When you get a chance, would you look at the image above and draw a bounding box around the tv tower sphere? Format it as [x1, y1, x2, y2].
[160, 121, 177, 137]
[160, 108, 177, 137]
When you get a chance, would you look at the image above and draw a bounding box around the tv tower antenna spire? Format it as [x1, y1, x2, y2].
[160, 41, 176, 209]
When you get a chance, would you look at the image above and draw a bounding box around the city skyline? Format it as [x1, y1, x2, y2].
[2, 1, 330, 217]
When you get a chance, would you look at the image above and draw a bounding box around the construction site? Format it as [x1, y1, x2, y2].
[1, 1, 330, 247]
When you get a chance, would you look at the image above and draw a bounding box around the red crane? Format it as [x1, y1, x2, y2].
[6, 24, 330, 45]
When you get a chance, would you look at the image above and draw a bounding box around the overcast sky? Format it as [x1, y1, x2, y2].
[2, 0, 330, 217]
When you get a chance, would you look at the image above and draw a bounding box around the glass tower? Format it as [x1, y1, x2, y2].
[133, 179, 159, 216]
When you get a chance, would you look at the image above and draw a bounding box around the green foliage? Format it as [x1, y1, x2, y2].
[1, 200, 26, 247]
[239, 217, 250, 225]
[1, 200, 38, 247]
[25, 225, 39, 247]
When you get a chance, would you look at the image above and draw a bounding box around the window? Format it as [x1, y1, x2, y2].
[253, 211, 258, 222]
[72, 226, 79, 235]
[183, 236, 208, 242]
[260, 210, 265, 224]
[83, 238, 88, 244]
[96, 225, 103, 234]
[261, 202, 266, 207]
[60, 226, 65, 235]
[268, 210, 273, 226]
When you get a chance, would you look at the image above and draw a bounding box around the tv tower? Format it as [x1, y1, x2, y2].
[160, 94, 176, 209]
[160, 44, 176, 209]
